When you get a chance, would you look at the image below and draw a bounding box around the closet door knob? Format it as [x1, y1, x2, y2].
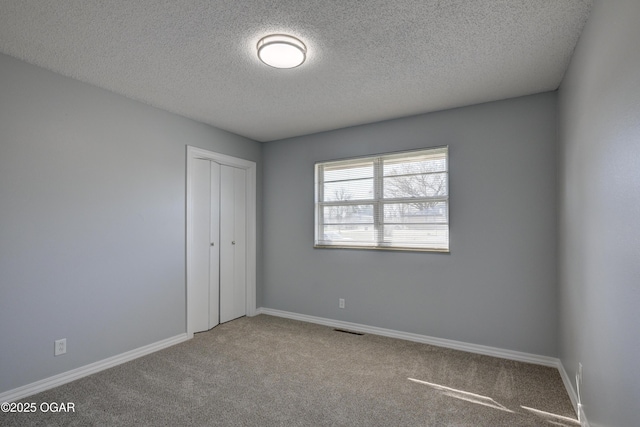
[232, 241, 236, 245]
[210, 242, 215, 246]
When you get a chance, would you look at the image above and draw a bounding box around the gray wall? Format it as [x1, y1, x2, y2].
[558, 0, 640, 425]
[263, 92, 558, 356]
[0, 53, 261, 394]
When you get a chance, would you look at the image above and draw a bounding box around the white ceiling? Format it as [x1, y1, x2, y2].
[0, 1, 592, 142]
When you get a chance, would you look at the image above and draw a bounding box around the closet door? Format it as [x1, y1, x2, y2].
[191, 159, 220, 333]
[219, 165, 246, 323]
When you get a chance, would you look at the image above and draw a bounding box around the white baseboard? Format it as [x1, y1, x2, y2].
[0, 333, 190, 403]
[257, 307, 559, 367]
[558, 362, 590, 427]
[558, 362, 580, 415]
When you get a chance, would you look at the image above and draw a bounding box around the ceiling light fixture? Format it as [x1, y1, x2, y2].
[257, 34, 306, 69]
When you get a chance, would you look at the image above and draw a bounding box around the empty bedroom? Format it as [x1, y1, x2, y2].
[1, 1, 638, 426]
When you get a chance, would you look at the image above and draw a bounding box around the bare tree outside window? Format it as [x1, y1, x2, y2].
[328, 188, 355, 222]
[384, 165, 447, 210]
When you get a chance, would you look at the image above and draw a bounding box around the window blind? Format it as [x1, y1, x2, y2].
[315, 146, 449, 251]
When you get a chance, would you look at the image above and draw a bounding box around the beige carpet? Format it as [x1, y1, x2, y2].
[1, 315, 578, 426]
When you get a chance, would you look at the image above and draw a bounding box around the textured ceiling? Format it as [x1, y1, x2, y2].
[0, 0, 591, 142]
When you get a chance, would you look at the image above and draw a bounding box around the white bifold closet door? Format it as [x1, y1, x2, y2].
[192, 159, 246, 333]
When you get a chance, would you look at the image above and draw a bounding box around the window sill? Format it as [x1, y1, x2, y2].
[313, 244, 450, 253]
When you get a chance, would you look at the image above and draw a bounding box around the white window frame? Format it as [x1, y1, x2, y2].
[314, 146, 449, 252]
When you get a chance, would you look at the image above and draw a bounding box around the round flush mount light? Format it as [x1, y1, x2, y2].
[257, 34, 306, 69]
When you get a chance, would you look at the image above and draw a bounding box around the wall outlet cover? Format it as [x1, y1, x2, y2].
[55, 338, 67, 356]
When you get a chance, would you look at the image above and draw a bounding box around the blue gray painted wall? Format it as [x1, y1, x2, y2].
[262, 92, 558, 356]
[558, 0, 640, 425]
[0, 53, 262, 394]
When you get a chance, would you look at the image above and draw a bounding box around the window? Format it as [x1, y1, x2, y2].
[314, 147, 449, 252]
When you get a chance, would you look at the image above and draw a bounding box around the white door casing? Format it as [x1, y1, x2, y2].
[186, 146, 256, 337]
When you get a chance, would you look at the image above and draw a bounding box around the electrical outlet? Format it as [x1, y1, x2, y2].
[55, 338, 67, 356]
[339, 298, 345, 309]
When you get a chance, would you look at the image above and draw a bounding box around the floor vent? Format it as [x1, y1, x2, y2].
[333, 328, 364, 336]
